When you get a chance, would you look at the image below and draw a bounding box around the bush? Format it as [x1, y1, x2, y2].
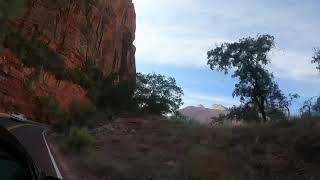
[52, 112, 72, 133]
[267, 108, 287, 122]
[68, 68, 89, 87]
[36, 96, 63, 121]
[68, 101, 95, 126]
[64, 127, 94, 152]
[4, 30, 66, 79]
[24, 67, 40, 94]
[52, 100, 112, 133]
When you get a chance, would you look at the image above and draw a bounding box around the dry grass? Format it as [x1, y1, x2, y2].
[51, 116, 320, 180]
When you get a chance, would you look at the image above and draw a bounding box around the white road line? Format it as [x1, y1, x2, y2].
[42, 130, 63, 179]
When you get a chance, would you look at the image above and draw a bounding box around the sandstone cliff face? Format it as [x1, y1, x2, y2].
[16, 0, 136, 78]
[0, 50, 89, 121]
[0, 0, 136, 120]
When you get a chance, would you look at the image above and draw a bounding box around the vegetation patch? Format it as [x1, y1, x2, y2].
[64, 127, 94, 152]
[51, 116, 320, 180]
[4, 30, 67, 79]
[24, 67, 40, 95]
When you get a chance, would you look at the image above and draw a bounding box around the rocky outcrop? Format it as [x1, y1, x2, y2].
[14, 0, 136, 79]
[0, 49, 89, 120]
[210, 104, 228, 111]
[0, 0, 136, 120]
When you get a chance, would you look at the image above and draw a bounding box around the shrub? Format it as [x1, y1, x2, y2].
[52, 101, 90, 133]
[4, 30, 66, 80]
[64, 127, 94, 152]
[24, 67, 40, 94]
[52, 100, 112, 133]
[52, 112, 72, 133]
[68, 68, 89, 87]
[36, 96, 63, 121]
[68, 101, 95, 126]
[267, 108, 287, 122]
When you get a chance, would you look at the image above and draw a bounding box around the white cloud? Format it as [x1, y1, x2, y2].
[133, 0, 320, 81]
[183, 91, 240, 108]
[136, 22, 319, 81]
[270, 49, 320, 81]
[135, 23, 229, 67]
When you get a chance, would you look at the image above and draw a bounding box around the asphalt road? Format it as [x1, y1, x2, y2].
[0, 117, 62, 179]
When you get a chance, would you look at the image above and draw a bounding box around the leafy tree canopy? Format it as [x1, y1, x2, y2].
[312, 97, 320, 114]
[312, 48, 320, 71]
[135, 73, 184, 115]
[279, 93, 300, 118]
[207, 34, 285, 122]
[300, 97, 317, 118]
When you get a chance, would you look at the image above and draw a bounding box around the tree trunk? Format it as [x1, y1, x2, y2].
[258, 98, 267, 123]
[286, 107, 290, 120]
[308, 107, 312, 118]
[260, 106, 267, 123]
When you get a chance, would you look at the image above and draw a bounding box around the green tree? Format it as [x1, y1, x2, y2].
[24, 67, 40, 94]
[68, 100, 95, 127]
[0, 0, 25, 50]
[4, 30, 67, 79]
[87, 72, 134, 112]
[207, 35, 285, 123]
[37, 96, 62, 120]
[312, 97, 320, 115]
[223, 104, 260, 123]
[312, 48, 320, 71]
[279, 93, 300, 119]
[134, 73, 184, 115]
[300, 97, 314, 118]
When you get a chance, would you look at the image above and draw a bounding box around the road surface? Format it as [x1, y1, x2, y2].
[0, 116, 63, 179]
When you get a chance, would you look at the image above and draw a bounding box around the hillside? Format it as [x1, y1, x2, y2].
[49, 116, 320, 180]
[0, 0, 136, 121]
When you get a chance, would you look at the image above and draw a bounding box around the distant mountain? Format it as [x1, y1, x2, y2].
[210, 104, 228, 111]
[179, 104, 228, 124]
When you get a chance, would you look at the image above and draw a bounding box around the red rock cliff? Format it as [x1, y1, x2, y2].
[17, 0, 136, 78]
[0, 0, 136, 121]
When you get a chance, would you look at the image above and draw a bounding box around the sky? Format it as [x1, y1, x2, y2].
[133, 0, 320, 112]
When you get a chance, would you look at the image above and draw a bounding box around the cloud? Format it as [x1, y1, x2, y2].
[270, 49, 320, 82]
[183, 91, 240, 108]
[135, 23, 229, 67]
[134, 0, 320, 81]
[136, 22, 319, 82]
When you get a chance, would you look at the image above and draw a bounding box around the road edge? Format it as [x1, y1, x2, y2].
[42, 130, 63, 179]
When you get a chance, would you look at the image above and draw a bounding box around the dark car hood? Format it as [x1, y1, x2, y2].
[0, 126, 39, 179]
